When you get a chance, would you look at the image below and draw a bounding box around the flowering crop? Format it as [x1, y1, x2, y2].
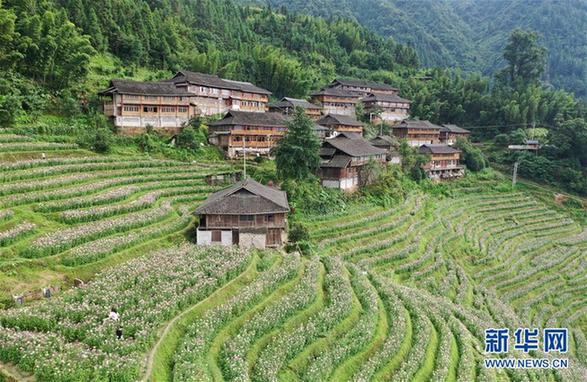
[0, 244, 251, 382]
[0, 221, 36, 246]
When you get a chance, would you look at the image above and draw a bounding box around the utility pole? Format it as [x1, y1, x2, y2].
[512, 161, 519, 188]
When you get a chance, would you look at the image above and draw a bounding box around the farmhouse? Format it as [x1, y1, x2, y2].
[392, 120, 442, 147]
[195, 179, 290, 248]
[362, 93, 411, 124]
[419, 144, 464, 180]
[439, 124, 471, 145]
[317, 114, 364, 136]
[170, 71, 271, 115]
[318, 135, 386, 191]
[269, 97, 322, 120]
[328, 79, 399, 97]
[98, 79, 193, 134]
[310, 87, 360, 116]
[207, 111, 287, 158]
[370, 135, 402, 164]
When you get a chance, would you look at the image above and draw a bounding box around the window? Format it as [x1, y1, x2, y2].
[239, 215, 254, 222]
[161, 106, 176, 113]
[267, 214, 275, 223]
[143, 106, 158, 113]
[178, 106, 188, 113]
[123, 105, 139, 112]
[211, 230, 221, 242]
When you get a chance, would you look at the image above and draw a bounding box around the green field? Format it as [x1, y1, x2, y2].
[0, 129, 586, 381]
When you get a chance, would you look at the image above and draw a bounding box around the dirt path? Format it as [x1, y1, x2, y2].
[0, 361, 36, 382]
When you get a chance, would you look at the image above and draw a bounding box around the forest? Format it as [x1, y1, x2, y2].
[251, 0, 587, 100]
[0, 0, 586, 194]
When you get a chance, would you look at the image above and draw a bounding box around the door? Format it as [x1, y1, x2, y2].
[232, 229, 239, 245]
[266, 229, 282, 247]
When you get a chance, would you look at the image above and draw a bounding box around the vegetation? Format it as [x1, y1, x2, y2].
[258, 0, 587, 99]
[274, 108, 321, 181]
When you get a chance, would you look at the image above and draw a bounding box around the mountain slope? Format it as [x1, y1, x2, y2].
[256, 0, 587, 98]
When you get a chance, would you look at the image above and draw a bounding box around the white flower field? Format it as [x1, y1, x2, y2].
[0, 130, 586, 381]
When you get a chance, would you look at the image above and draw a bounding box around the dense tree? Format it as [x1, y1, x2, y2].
[274, 108, 321, 180]
[497, 29, 546, 89]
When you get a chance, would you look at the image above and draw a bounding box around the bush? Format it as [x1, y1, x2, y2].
[0, 95, 20, 127]
[176, 117, 207, 151]
[494, 134, 509, 147]
[76, 114, 114, 153]
[288, 223, 310, 243]
[455, 138, 487, 171]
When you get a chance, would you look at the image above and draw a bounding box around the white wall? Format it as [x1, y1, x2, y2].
[239, 233, 266, 249]
[197, 229, 233, 246]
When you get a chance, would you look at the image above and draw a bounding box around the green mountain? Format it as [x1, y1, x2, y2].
[254, 0, 587, 99]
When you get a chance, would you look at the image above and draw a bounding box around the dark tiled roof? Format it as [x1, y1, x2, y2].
[331, 79, 399, 92]
[370, 135, 399, 147]
[395, 120, 442, 130]
[321, 155, 352, 168]
[420, 144, 461, 154]
[310, 87, 360, 98]
[324, 136, 386, 157]
[313, 124, 329, 132]
[320, 147, 337, 156]
[441, 124, 471, 134]
[195, 179, 289, 215]
[271, 97, 321, 110]
[99, 79, 190, 96]
[336, 131, 362, 140]
[363, 93, 411, 103]
[207, 111, 287, 127]
[171, 71, 271, 95]
[317, 114, 363, 127]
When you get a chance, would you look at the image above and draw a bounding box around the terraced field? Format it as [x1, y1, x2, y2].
[0, 128, 586, 381]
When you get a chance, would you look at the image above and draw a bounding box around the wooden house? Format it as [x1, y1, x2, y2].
[317, 114, 364, 136]
[195, 179, 290, 248]
[328, 79, 399, 97]
[439, 124, 471, 145]
[392, 120, 442, 147]
[362, 93, 411, 124]
[269, 97, 322, 120]
[98, 79, 193, 135]
[419, 144, 464, 181]
[318, 136, 386, 191]
[207, 111, 287, 158]
[310, 88, 360, 116]
[170, 71, 271, 115]
[370, 135, 402, 164]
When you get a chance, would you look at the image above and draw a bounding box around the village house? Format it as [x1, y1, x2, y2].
[170, 71, 271, 115]
[318, 135, 386, 191]
[362, 93, 411, 124]
[370, 135, 402, 164]
[439, 124, 471, 145]
[328, 79, 399, 97]
[98, 79, 194, 134]
[207, 110, 287, 158]
[317, 114, 364, 136]
[419, 144, 464, 181]
[310, 88, 360, 116]
[269, 97, 322, 120]
[392, 120, 442, 147]
[195, 179, 290, 248]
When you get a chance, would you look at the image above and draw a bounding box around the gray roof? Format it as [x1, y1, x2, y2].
[317, 114, 363, 127]
[370, 135, 399, 147]
[171, 71, 271, 95]
[441, 124, 471, 134]
[99, 79, 190, 96]
[271, 97, 321, 110]
[395, 120, 442, 130]
[331, 79, 399, 92]
[195, 179, 289, 215]
[207, 111, 287, 127]
[363, 93, 411, 103]
[324, 136, 386, 157]
[321, 154, 352, 168]
[420, 144, 461, 154]
[336, 131, 362, 140]
[310, 87, 360, 98]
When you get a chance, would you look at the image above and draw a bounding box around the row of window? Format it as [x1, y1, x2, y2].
[123, 95, 186, 101]
[123, 106, 189, 113]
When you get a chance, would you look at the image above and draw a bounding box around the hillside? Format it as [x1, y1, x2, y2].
[251, 0, 587, 99]
[0, 129, 586, 380]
